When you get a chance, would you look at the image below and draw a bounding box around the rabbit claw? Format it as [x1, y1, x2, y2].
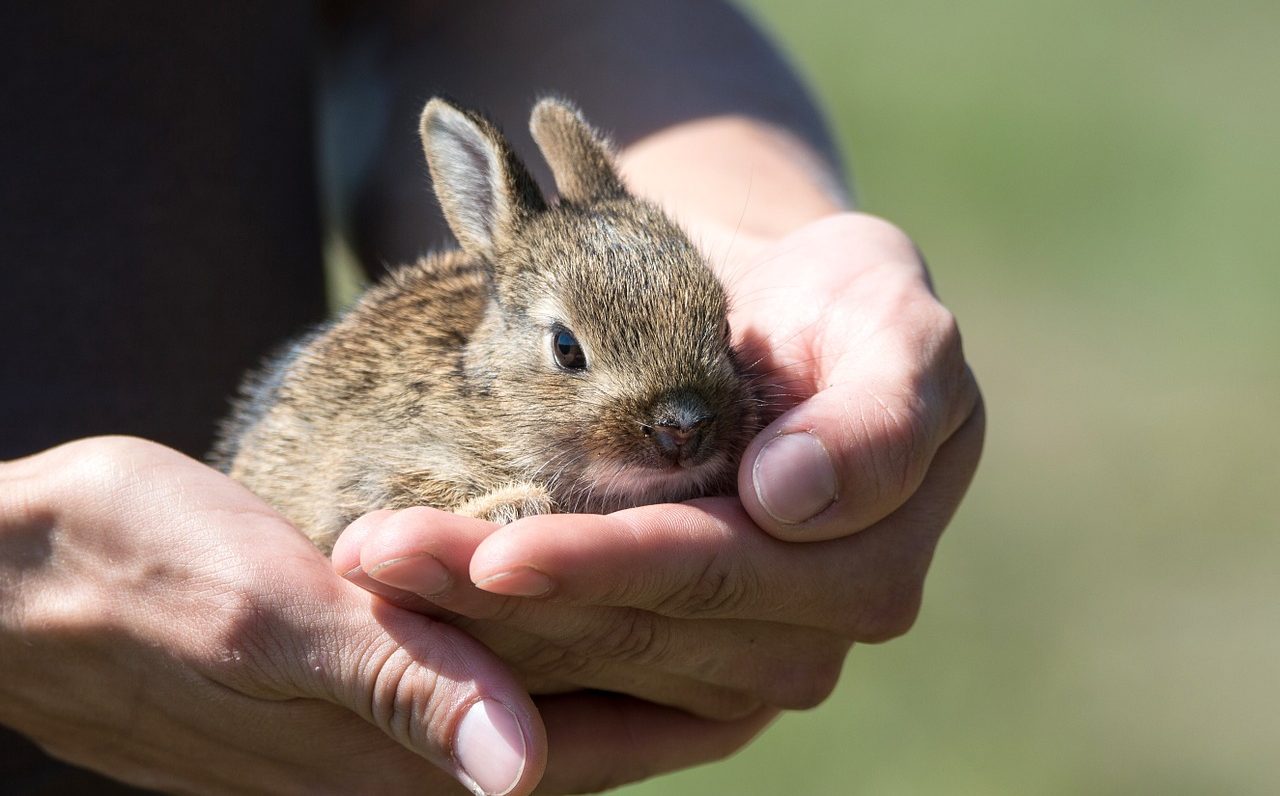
[457, 483, 555, 525]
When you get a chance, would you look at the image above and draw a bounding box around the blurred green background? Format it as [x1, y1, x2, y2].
[620, 1, 1280, 794]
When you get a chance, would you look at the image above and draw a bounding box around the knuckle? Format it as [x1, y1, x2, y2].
[656, 552, 753, 619]
[518, 642, 607, 683]
[849, 581, 924, 643]
[755, 635, 849, 710]
[573, 609, 670, 666]
[862, 389, 935, 503]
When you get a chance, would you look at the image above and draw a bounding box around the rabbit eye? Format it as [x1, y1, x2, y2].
[552, 326, 587, 371]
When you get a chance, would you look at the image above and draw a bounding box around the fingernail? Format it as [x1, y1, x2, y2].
[454, 699, 527, 796]
[474, 567, 554, 598]
[752, 431, 838, 524]
[367, 553, 452, 597]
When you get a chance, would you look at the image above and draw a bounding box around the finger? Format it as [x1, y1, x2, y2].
[455, 614, 771, 720]
[12, 440, 544, 795]
[337, 506, 547, 626]
[451, 610, 844, 715]
[535, 692, 778, 795]
[472, 402, 985, 640]
[337, 508, 837, 714]
[230, 581, 548, 796]
[331, 509, 462, 620]
[342, 507, 495, 600]
[742, 267, 980, 541]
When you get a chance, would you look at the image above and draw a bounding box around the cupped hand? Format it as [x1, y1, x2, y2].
[716, 211, 984, 544]
[337, 212, 982, 722]
[0, 437, 768, 795]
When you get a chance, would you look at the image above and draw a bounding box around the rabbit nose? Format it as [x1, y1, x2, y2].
[645, 415, 713, 463]
[645, 389, 716, 464]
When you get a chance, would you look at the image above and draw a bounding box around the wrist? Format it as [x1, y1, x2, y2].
[617, 116, 848, 242]
[0, 454, 60, 732]
[0, 449, 56, 620]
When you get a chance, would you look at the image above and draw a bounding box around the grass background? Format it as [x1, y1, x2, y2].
[616, 1, 1280, 794]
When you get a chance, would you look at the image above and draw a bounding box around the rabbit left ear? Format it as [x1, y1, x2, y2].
[530, 97, 628, 204]
[420, 98, 546, 256]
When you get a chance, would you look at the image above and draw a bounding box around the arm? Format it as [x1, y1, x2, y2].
[335, 0, 983, 780]
[0, 438, 769, 795]
[619, 118, 984, 544]
[0, 438, 546, 795]
[334, 0, 980, 541]
[330, 0, 842, 266]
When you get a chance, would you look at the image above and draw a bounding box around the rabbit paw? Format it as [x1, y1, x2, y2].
[457, 483, 555, 524]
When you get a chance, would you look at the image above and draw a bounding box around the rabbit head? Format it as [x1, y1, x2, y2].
[420, 98, 758, 511]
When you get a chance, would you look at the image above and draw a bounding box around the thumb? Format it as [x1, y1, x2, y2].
[739, 313, 978, 542]
[276, 585, 547, 796]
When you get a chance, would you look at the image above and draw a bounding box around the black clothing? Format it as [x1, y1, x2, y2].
[1, 2, 326, 461]
[1, 3, 325, 791]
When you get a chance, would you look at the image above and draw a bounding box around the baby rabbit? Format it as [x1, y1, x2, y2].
[214, 98, 759, 552]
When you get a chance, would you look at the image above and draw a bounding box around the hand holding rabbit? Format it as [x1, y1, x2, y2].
[218, 99, 758, 553]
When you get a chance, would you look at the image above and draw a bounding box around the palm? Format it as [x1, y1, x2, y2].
[724, 213, 952, 438]
[337, 211, 984, 745]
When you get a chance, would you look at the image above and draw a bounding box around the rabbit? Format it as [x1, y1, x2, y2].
[212, 97, 760, 553]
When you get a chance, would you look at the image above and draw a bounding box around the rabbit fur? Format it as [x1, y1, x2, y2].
[213, 98, 759, 552]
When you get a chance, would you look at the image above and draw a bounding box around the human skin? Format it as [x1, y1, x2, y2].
[337, 119, 985, 724]
[331, 0, 984, 775]
[0, 4, 982, 794]
[0, 438, 773, 796]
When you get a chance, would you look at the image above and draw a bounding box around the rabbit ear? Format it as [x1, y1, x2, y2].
[420, 99, 546, 255]
[530, 98, 627, 204]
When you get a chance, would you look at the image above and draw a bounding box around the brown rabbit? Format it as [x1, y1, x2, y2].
[213, 98, 760, 552]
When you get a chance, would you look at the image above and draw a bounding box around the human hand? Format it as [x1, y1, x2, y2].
[335, 211, 982, 720]
[0, 436, 542, 795]
[715, 210, 984, 543]
[464, 213, 982, 694]
[0, 438, 767, 795]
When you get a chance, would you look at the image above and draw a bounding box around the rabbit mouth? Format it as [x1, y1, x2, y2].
[563, 454, 734, 512]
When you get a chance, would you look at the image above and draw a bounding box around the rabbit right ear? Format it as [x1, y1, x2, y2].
[420, 99, 546, 256]
[530, 98, 628, 204]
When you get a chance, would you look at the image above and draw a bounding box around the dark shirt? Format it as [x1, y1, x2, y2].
[1, 3, 326, 790]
